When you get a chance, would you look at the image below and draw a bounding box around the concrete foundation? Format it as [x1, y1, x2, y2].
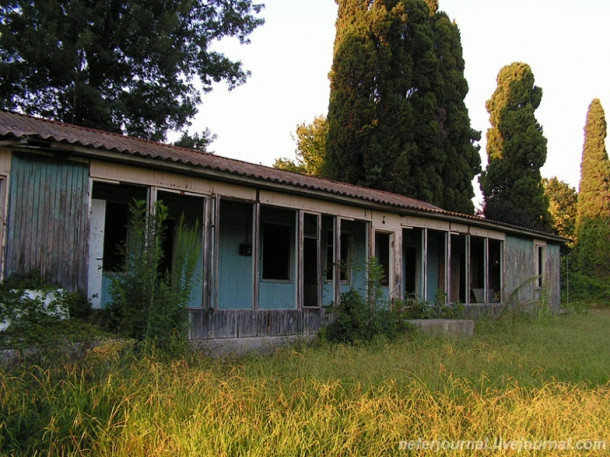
[190, 334, 317, 357]
[408, 319, 475, 337]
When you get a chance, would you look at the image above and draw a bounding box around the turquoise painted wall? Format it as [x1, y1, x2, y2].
[218, 201, 254, 309]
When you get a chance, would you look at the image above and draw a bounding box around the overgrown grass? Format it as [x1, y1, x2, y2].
[1, 311, 609, 456]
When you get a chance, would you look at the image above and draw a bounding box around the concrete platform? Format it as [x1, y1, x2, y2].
[408, 319, 475, 337]
[191, 334, 317, 357]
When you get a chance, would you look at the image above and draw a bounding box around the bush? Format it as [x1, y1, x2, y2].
[568, 270, 610, 308]
[0, 271, 101, 350]
[400, 291, 465, 319]
[323, 260, 413, 343]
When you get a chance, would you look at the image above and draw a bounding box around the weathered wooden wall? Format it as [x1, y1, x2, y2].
[188, 308, 327, 339]
[6, 153, 89, 290]
[546, 243, 561, 307]
[503, 236, 535, 307]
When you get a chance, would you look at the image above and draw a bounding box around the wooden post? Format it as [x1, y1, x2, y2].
[446, 232, 451, 304]
[316, 213, 322, 308]
[253, 201, 260, 310]
[465, 235, 470, 305]
[484, 237, 489, 304]
[297, 210, 304, 310]
[392, 230, 402, 301]
[422, 228, 428, 301]
[334, 216, 341, 307]
[212, 194, 221, 309]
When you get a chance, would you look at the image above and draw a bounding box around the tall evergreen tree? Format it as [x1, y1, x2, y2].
[575, 99, 610, 279]
[0, 1, 264, 141]
[480, 62, 551, 230]
[323, 0, 479, 214]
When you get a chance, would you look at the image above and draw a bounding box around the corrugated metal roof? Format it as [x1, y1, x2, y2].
[0, 110, 565, 242]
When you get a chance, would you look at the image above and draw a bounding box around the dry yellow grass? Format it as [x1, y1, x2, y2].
[1, 310, 609, 456]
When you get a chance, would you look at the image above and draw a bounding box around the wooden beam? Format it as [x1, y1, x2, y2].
[253, 201, 260, 310]
[334, 216, 341, 306]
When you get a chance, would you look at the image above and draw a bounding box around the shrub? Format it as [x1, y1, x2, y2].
[400, 291, 465, 319]
[104, 200, 201, 353]
[0, 271, 100, 350]
[323, 260, 413, 343]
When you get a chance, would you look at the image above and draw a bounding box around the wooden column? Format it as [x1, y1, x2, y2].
[252, 201, 260, 310]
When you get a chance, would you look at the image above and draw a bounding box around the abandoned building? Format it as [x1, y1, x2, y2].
[0, 111, 564, 341]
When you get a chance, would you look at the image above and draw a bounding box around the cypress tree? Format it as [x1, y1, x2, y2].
[480, 62, 551, 230]
[575, 99, 610, 279]
[323, 0, 480, 214]
[430, 9, 481, 213]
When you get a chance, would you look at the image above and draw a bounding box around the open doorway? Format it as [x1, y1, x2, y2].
[157, 191, 205, 308]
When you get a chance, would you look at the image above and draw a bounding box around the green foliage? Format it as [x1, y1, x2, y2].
[568, 268, 610, 308]
[173, 129, 217, 152]
[323, 259, 413, 343]
[576, 99, 610, 224]
[324, 0, 480, 214]
[274, 115, 328, 176]
[0, 271, 101, 350]
[574, 99, 610, 285]
[480, 62, 551, 231]
[105, 200, 201, 352]
[0, 0, 264, 141]
[543, 177, 577, 242]
[400, 291, 465, 319]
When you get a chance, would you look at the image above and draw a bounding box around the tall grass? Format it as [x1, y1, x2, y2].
[1, 311, 609, 456]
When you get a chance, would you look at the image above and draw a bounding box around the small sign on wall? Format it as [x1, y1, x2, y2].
[239, 244, 252, 256]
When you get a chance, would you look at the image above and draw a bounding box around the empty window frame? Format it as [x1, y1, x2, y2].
[469, 236, 485, 303]
[262, 223, 292, 281]
[488, 239, 502, 303]
[403, 228, 423, 297]
[375, 232, 391, 287]
[534, 242, 546, 289]
[325, 231, 353, 282]
[449, 234, 467, 303]
[91, 182, 148, 272]
[303, 213, 320, 307]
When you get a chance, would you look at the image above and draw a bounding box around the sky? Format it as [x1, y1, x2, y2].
[184, 0, 610, 204]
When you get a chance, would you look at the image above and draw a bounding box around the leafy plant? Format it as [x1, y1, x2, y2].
[323, 259, 413, 343]
[400, 291, 466, 319]
[105, 200, 201, 352]
[0, 270, 99, 350]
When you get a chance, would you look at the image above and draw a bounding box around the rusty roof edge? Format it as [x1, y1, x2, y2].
[0, 112, 567, 244]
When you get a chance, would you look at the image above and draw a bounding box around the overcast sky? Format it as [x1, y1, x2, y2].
[184, 0, 610, 205]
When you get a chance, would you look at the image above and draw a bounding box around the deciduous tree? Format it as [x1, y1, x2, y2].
[274, 115, 328, 176]
[0, 0, 264, 141]
[543, 177, 577, 242]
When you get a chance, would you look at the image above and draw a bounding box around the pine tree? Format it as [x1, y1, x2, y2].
[480, 62, 551, 230]
[575, 99, 610, 279]
[323, 0, 479, 213]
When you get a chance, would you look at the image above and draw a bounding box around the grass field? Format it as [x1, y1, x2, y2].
[1, 310, 609, 456]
